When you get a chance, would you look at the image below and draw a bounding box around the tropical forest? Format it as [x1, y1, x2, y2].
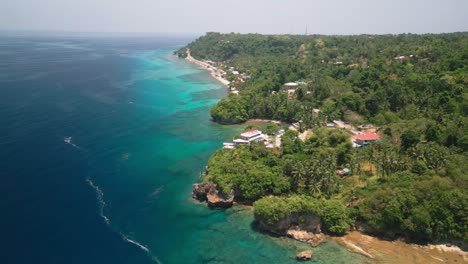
[176, 32, 467, 246]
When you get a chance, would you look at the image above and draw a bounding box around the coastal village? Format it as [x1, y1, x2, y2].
[185, 48, 381, 156]
[185, 47, 385, 184]
[183, 38, 468, 263]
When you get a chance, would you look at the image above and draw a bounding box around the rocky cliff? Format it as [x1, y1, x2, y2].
[192, 182, 234, 208]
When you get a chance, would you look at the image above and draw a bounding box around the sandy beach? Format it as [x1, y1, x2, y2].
[333, 231, 468, 263]
[185, 49, 230, 86]
[246, 119, 282, 124]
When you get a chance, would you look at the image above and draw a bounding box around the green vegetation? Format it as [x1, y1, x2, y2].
[205, 143, 289, 200]
[181, 32, 468, 244]
[254, 196, 352, 235]
[358, 172, 468, 242]
[178, 33, 467, 134]
[210, 94, 248, 124]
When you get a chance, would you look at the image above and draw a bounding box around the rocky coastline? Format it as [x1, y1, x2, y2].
[192, 182, 326, 261]
[183, 35, 468, 263]
[192, 182, 234, 209]
[192, 183, 468, 263]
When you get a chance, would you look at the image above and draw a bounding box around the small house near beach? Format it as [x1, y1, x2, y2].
[239, 129, 265, 142]
[224, 129, 268, 148]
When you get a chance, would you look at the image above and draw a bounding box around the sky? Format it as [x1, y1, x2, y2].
[1, 0, 467, 35]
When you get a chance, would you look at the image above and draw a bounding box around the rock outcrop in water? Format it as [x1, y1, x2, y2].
[256, 212, 326, 247]
[256, 213, 321, 235]
[296, 250, 313, 261]
[192, 183, 211, 201]
[287, 229, 326, 247]
[192, 182, 234, 208]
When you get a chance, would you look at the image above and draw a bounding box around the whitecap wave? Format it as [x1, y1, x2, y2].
[120, 234, 149, 252]
[86, 178, 110, 225]
[121, 152, 131, 161]
[64, 136, 81, 150]
[120, 233, 163, 264]
[86, 178, 162, 263]
[150, 186, 164, 197]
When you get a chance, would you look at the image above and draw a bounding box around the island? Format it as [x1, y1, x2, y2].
[176, 32, 467, 262]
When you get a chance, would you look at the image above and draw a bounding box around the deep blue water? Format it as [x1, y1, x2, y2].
[0, 34, 365, 264]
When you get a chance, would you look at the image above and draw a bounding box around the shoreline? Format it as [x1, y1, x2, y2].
[182, 46, 468, 263]
[184, 49, 231, 86]
[197, 194, 468, 263]
[245, 119, 282, 124]
[191, 183, 468, 264]
[333, 231, 468, 263]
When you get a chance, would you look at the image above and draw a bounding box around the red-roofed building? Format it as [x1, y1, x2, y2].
[353, 132, 380, 147]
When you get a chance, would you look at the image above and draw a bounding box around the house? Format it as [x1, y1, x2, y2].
[284, 82, 299, 87]
[224, 128, 286, 149]
[230, 129, 267, 146]
[394, 55, 406, 60]
[337, 168, 351, 176]
[233, 138, 250, 145]
[353, 132, 380, 147]
[358, 124, 373, 131]
[326, 123, 336, 128]
[223, 143, 235, 149]
[291, 122, 301, 130]
[239, 129, 264, 141]
[231, 70, 239, 75]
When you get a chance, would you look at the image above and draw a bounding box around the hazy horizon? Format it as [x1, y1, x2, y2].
[1, 0, 467, 35]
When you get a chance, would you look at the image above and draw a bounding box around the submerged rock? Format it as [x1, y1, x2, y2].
[296, 250, 313, 261]
[287, 229, 326, 247]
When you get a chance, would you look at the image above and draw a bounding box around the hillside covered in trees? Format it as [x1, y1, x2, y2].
[177, 33, 467, 246]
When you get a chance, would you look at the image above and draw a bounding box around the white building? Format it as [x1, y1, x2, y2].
[239, 129, 265, 142]
[284, 82, 299, 87]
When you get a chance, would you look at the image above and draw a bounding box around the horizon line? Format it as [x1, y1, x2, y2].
[0, 29, 467, 37]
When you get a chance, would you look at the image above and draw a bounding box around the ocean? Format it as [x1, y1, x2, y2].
[0, 33, 367, 264]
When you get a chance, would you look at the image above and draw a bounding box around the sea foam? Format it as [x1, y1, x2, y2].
[63, 136, 81, 150]
[86, 178, 110, 225]
[86, 178, 162, 263]
[120, 233, 149, 252]
[120, 233, 163, 264]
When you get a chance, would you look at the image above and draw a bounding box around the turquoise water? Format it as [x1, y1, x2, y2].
[0, 35, 367, 263]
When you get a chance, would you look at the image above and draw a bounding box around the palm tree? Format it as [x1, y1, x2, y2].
[291, 161, 306, 192]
